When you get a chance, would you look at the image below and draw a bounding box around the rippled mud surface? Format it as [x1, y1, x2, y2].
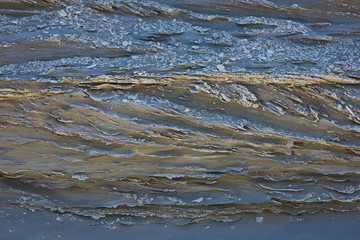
[0, 0, 360, 227]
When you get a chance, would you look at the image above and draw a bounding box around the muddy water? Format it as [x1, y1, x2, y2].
[0, 0, 360, 227]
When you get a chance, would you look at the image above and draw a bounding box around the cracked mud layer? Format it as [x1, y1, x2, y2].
[0, 0, 360, 232]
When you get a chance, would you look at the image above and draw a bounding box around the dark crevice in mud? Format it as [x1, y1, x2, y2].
[0, 40, 161, 66]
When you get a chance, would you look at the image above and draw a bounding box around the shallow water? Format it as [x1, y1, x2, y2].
[0, 0, 360, 226]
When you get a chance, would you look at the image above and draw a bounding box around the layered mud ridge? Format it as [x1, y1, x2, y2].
[0, 0, 360, 227]
[0, 74, 360, 225]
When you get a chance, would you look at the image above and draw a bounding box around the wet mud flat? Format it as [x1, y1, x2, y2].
[1, 0, 360, 238]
